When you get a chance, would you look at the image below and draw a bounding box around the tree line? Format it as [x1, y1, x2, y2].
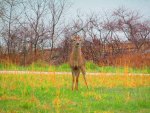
[0, 0, 150, 67]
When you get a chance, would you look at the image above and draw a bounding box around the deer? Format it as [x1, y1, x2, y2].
[69, 35, 88, 90]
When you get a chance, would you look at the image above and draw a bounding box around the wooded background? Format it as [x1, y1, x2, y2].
[0, 0, 149, 67]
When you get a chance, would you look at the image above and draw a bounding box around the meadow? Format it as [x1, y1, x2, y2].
[0, 73, 150, 113]
[0, 61, 150, 74]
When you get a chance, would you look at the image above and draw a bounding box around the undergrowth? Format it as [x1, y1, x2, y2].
[0, 61, 149, 73]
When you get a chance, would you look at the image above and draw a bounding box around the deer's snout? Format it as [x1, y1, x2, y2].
[76, 43, 79, 45]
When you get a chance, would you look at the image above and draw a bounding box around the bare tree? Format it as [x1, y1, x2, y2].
[47, 0, 70, 63]
[113, 7, 147, 52]
[0, 1, 4, 18]
[84, 13, 119, 63]
[1, 0, 24, 59]
[23, 0, 48, 61]
[137, 21, 150, 51]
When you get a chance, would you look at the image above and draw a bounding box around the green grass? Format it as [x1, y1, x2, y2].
[0, 61, 149, 73]
[0, 74, 150, 113]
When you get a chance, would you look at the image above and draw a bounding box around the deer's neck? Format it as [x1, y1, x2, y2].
[72, 46, 81, 59]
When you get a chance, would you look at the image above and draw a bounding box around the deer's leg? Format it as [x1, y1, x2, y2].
[72, 75, 75, 90]
[81, 66, 88, 89]
[75, 69, 80, 90]
[72, 70, 75, 90]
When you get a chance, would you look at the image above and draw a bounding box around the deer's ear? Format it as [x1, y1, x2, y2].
[80, 37, 84, 42]
[71, 36, 74, 40]
[70, 36, 75, 41]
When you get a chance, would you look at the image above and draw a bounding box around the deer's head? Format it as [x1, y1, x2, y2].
[71, 35, 83, 48]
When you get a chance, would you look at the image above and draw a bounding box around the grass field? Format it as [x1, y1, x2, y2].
[0, 61, 150, 73]
[0, 73, 150, 113]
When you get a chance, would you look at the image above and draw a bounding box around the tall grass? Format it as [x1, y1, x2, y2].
[0, 61, 149, 73]
[0, 73, 150, 112]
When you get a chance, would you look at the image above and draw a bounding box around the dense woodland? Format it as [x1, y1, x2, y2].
[0, 0, 150, 67]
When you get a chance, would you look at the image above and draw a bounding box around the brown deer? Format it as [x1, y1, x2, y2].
[69, 35, 88, 90]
